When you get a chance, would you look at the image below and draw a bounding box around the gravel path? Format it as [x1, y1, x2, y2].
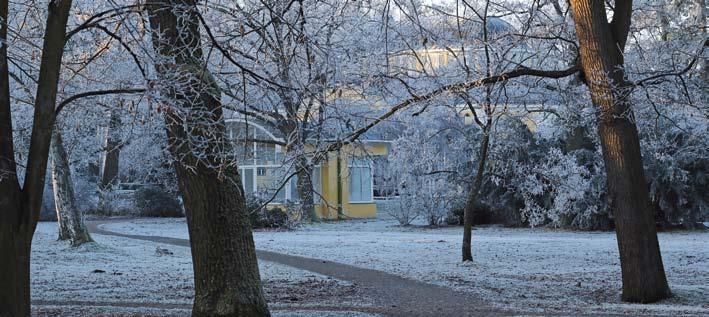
[86, 220, 509, 317]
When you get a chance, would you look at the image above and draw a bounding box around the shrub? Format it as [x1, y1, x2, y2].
[134, 186, 184, 217]
[383, 198, 418, 226]
[445, 201, 499, 226]
[245, 194, 298, 229]
[445, 204, 463, 226]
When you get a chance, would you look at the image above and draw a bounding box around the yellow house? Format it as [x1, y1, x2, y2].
[226, 119, 389, 219]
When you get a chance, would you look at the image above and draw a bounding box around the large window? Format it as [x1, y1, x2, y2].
[349, 158, 373, 203]
[227, 121, 281, 166]
[372, 156, 396, 198]
[230, 120, 324, 204]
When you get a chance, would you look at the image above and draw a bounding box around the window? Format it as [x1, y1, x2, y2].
[227, 121, 280, 166]
[242, 168, 255, 194]
[349, 158, 373, 203]
[255, 167, 285, 203]
[254, 129, 276, 164]
[372, 157, 396, 198]
[289, 175, 300, 201]
[228, 120, 322, 206]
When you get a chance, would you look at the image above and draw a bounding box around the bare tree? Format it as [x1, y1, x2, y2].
[568, 0, 670, 302]
[0, 0, 74, 315]
[145, 1, 270, 315]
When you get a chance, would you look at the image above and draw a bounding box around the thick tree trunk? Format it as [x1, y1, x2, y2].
[570, 0, 670, 303]
[174, 164, 269, 316]
[98, 107, 121, 213]
[50, 130, 93, 246]
[0, 0, 73, 315]
[0, 1, 27, 314]
[146, 1, 270, 316]
[0, 198, 31, 317]
[461, 123, 491, 262]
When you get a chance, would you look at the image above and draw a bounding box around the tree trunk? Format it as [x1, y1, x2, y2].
[50, 130, 93, 246]
[0, 210, 32, 317]
[0, 0, 73, 315]
[570, 0, 670, 303]
[146, 1, 270, 316]
[296, 156, 318, 222]
[699, 0, 708, 82]
[174, 164, 269, 316]
[98, 107, 121, 214]
[0, 1, 27, 314]
[461, 122, 491, 262]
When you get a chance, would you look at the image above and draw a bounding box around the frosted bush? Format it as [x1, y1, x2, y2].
[383, 198, 419, 226]
[386, 106, 471, 226]
[517, 148, 595, 227]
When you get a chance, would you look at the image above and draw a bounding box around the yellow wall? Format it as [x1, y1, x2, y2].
[313, 142, 389, 220]
[264, 141, 388, 220]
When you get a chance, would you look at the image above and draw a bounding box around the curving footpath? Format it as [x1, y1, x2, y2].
[87, 220, 508, 317]
[87, 220, 650, 317]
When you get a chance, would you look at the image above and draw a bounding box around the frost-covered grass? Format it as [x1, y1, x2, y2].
[103, 218, 709, 316]
[32, 221, 194, 305]
[31, 221, 371, 316]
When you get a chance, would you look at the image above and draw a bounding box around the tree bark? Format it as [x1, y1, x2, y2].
[461, 122, 491, 262]
[50, 130, 93, 246]
[569, 0, 670, 303]
[0, 0, 73, 315]
[97, 106, 122, 212]
[146, 1, 270, 316]
[296, 156, 318, 222]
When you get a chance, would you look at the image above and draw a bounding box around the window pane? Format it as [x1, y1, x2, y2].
[349, 167, 361, 202]
[254, 129, 276, 164]
[256, 167, 285, 203]
[230, 122, 254, 165]
[276, 184, 286, 203]
[255, 142, 276, 165]
[349, 166, 372, 202]
[312, 166, 321, 203]
[242, 168, 254, 195]
[360, 167, 372, 202]
[290, 174, 299, 201]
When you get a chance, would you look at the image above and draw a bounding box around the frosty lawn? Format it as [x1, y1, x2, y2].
[32, 218, 708, 316]
[31, 221, 374, 316]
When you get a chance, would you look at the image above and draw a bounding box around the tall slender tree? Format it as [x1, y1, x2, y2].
[0, 0, 74, 315]
[145, 1, 270, 315]
[569, 0, 671, 302]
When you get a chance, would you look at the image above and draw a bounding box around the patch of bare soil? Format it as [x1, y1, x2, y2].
[265, 278, 360, 304]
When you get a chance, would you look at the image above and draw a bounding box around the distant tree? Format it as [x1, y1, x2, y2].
[97, 106, 122, 213]
[50, 128, 93, 246]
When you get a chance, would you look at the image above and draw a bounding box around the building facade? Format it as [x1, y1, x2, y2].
[226, 119, 388, 219]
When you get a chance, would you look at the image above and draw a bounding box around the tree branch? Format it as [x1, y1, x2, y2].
[55, 88, 145, 115]
[323, 63, 580, 153]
